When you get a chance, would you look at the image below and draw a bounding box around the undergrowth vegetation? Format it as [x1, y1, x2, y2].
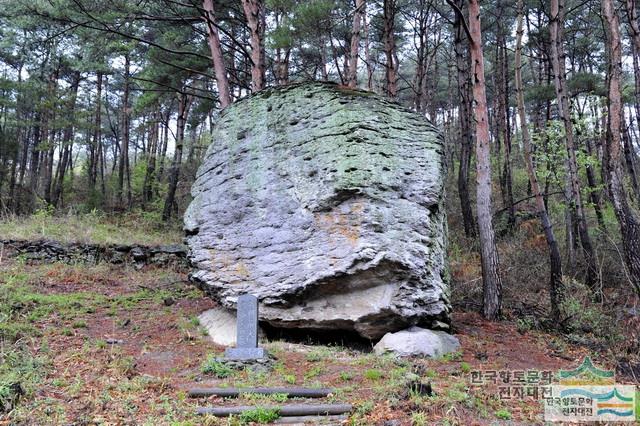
[0, 208, 182, 246]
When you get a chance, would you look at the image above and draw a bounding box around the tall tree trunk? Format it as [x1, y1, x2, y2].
[157, 111, 170, 182]
[468, 0, 503, 319]
[43, 68, 58, 205]
[118, 53, 132, 209]
[602, 0, 640, 296]
[347, 0, 365, 88]
[93, 72, 103, 192]
[163, 93, 192, 221]
[241, 0, 266, 92]
[382, 0, 398, 98]
[624, 0, 640, 129]
[203, 0, 232, 108]
[454, 0, 476, 237]
[89, 72, 103, 189]
[622, 113, 640, 202]
[549, 0, 599, 294]
[143, 109, 159, 205]
[363, 3, 374, 90]
[28, 113, 44, 207]
[515, 0, 564, 322]
[498, 32, 515, 230]
[413, 0, 428, 113]
[7, 63, 23, 212]
[53, 71, 81, 207]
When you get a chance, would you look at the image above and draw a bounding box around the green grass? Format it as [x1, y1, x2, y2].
[303, 365, 323, 381]
[200, 355, 234, 378]
[339, 371, 353, 381]
[495, 408, 512, 420]
[364, 369, 383, 380]
[0, 210, 182, 246]
[411, 411, 428, 426]
[72, 320, 87, 329]
[240, 393, 288, 403]
[237, 406, 280, 424]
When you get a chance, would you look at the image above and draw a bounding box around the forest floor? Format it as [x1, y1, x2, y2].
[1, 255, 637, 425]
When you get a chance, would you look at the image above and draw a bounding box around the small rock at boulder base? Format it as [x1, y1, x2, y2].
[373, 327, 460, 357]
[198, 308, 238, 346]
[185, 82, 451, 339]
[198, 307, 267, 347]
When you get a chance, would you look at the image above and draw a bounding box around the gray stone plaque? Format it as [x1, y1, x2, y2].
[224, 294, 268, 360]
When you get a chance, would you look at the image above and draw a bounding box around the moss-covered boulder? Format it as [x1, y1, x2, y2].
[185, 82, 450, 339]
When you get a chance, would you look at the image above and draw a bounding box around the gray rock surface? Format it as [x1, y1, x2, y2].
[373, 327, 460, 357]
[185, 82, 450, 339]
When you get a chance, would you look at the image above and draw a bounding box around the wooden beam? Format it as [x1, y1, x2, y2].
[188, 387, 333, 398]
[195, 403, 353, 417]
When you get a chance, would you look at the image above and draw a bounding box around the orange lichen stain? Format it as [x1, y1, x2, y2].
[314, 201, 362, 247]
[207, 248, 251, 281]
[234, 261, 250, 279]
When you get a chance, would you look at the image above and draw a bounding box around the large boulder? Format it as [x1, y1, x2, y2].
[185, 82, 450, 339]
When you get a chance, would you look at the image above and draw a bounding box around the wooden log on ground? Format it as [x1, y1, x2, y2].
[195, 403, 353, 417]
[273, 414, 349, 424]
[188, 387, 333, 398]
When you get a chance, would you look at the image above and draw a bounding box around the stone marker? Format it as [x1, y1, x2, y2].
[224, 294, 267, 360]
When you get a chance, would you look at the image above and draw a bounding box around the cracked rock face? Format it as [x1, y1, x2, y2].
[185, 82, 450, 339]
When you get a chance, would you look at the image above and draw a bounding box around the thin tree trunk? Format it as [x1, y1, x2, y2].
[550, 0, 599, 294]
[499, 33, 515, 230]
[163, 93, 192, 221]
[602, 0, 640, 296]
[241, 0, 266, 92]
[468, 0, 503, 320]
[624, 0, 640, 129]
[413, 0, 428, 113]
[622, 113, 640, 202]
[382, 0, 398, 98]
[118, 53, 131, 209]
[90, 72, 103, 189]
[143, 109, 159, 205]
[515, 0, 564, 322]
[28, 113, 43, 206]
[454, 0, 475, 237]
[363, 3, 373, 90]
[43, 69, 58, 205]
[8, 65, 24, 212]
[53, 71, 81, 207]
[347, 0, 365, 88]
[157, 112, 170, 183]
[203, 0, 232, 108]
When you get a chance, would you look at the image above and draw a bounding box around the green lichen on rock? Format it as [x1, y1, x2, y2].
[185, 82, 449, 339]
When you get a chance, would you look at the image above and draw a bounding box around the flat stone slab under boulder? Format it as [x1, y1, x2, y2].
[185, 82, 450, 339]
[373, 327, 460, 358]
